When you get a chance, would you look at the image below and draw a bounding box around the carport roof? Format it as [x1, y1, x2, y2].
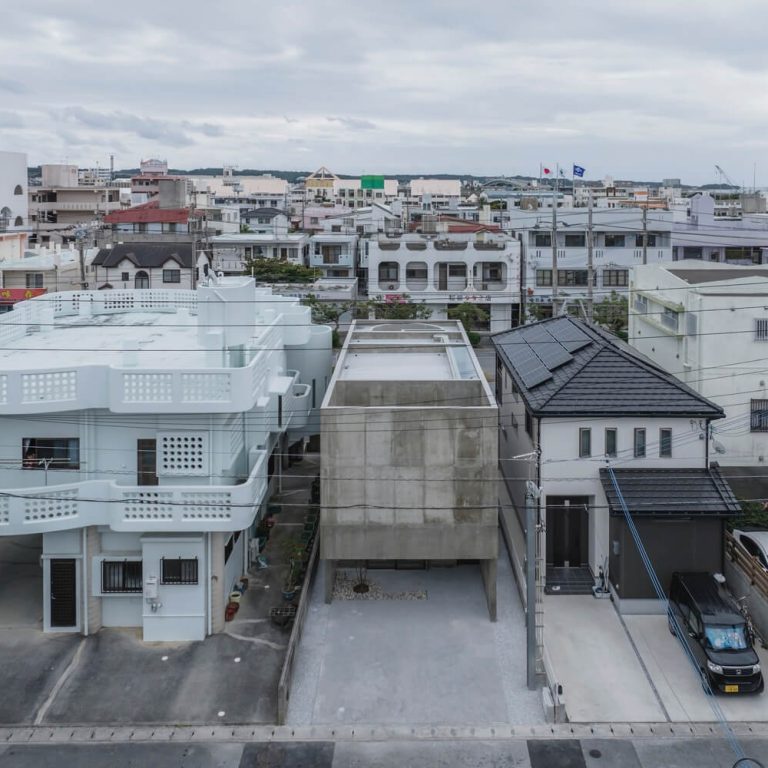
[599, 467, 741, 517]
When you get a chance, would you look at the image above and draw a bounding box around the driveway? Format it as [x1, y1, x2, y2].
[625, 614, 768, 722]
[543, 596, 666, 723]
[287, 545, 544, 726]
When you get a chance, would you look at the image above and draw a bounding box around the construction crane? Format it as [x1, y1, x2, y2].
[715, 164, 739, 189]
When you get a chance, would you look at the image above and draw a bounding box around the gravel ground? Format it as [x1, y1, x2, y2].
[287, 543, 544, 726]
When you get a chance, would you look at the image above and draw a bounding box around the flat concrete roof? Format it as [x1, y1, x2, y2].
[341, 350, 453, 380]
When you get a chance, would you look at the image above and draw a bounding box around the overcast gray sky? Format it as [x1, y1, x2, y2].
[2, 0, 767, 183]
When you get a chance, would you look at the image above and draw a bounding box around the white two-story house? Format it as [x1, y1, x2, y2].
[0, 276, 332, 640]
[493, 316, 739, 611]
[367, 233, 521, 332]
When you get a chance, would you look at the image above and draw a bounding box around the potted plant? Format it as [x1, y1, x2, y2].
[281, 536, 306, 601]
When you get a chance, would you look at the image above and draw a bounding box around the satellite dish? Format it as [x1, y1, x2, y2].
[713, 440, 727, 454]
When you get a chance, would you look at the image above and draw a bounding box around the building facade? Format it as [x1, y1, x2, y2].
[494, 317, 738, 610]
[0, 277, 332, 640]
[367, 233, 521, 332]
[321, 320, 499, 619]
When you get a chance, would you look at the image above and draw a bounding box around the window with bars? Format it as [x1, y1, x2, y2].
[161, 557, 198, 585]
[101, 560, 143, 593]
[751, 400, 768, 432]
[756, 319, 768, 341]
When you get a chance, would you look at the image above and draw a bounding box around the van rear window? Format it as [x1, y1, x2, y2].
[704, 625, 748, 651]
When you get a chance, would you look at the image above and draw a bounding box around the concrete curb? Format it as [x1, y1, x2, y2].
[2, 722, 768, 744]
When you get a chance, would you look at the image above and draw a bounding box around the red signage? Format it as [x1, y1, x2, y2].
[0, 288, 47, 303]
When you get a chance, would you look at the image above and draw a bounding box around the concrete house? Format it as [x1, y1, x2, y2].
[0, 276, 332, 640]
[493, 317, 740, 609]
[320, 320, 499, 619]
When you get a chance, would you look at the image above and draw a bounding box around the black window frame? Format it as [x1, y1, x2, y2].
[659, 428, 672, 457]
[634, 428, 646, 458]
[534, 233, 551, 248]
[535, 269, 553, 287]
[22, 437, 80, 470]
[604, 233, 625, 248]
[605, 428, 617, 458]
[162, 269, 181, 284]
[564, 233, 586, 248]
[603, 269, 628, 287]
[635, 233, 657, 247]
[101, 560, 143, 593]
[579, 428, 592, 458]
[160, 557, 199, 585]
[121, 271, 130, 282]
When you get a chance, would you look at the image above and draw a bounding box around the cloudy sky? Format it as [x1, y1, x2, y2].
[2, 0, 767, 183]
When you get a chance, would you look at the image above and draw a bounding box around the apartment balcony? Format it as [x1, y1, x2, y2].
[286, 382, 312, 429]
[0, 450, 268, 535]
[32, 201, 121, 212]
[368, 286, 519, 304]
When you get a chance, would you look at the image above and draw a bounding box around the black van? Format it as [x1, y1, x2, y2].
[668, 572, 763, 694]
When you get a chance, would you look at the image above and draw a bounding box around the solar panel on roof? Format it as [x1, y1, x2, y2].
[503, 343, 552, 389]
[549, 318, 592, 353]
[518, 324, 572, 370]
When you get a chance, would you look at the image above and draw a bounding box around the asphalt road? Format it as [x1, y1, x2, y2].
[0, 737, 765, 768]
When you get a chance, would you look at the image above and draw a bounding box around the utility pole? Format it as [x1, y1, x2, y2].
[642, 205, 648, 266]
[586, 190, 594, 321]
[525, 481, 539, 690]
[551, 166, 559, 316]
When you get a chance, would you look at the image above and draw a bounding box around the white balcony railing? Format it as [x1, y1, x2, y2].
[0, 451, 268, 535]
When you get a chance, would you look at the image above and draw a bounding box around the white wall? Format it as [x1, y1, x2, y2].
[0, 151, 28, 229]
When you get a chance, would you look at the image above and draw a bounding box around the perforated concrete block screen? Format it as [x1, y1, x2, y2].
[157, 432, 208, 476]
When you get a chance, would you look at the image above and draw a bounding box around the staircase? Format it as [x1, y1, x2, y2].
[545, 566, 594, 595]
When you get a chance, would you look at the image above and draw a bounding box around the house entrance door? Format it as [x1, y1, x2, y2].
[50, 558, 77, 627]
[546, 496, 589, 568]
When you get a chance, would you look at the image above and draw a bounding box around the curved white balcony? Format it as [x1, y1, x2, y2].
[0, 451, 267, 535]
[286, 382, 312, 429]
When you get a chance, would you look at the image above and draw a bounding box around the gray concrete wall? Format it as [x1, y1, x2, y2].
[321, 405, 498, 562]
[328, 379, 484, 408]
[85, 526, 102, 634]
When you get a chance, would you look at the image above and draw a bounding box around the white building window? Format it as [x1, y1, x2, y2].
[579, 428, 591, 458]
[756, 319, 768, 341]
[102, 560, 143, 593]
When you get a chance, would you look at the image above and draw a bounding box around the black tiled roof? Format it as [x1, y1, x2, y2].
[599, 467, 741, 517]
[92, 243, 194, 269]
[492, 317, 723, 418]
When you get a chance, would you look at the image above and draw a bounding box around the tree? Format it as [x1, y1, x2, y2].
[242, 257, 317, 283]
[592, 291, 628, 338]
[447, 302, 489, 346]
[302, 294, 354, 347]
[361, 294, 432, 320]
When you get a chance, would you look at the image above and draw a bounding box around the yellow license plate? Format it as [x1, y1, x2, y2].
[725, 685, 739, 693]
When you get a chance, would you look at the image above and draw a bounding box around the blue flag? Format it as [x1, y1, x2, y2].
[573, 164, 585, 178]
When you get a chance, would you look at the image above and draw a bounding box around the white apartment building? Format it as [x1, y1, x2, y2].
[308, 233, 358, 279]
[367, 233, 521, 332]
[670, 194, 768, 264]
[405, 178, 462, 210]
[629, 260, 768, 468]
[505, 209, 673, 311]
[0, 277, 332, 640]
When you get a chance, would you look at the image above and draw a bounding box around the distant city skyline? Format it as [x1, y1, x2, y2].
[3, 0, 767, 186]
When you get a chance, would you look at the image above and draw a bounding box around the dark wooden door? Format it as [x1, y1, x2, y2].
[137, 439, 158, 486]
[547, 497, 589, 567]
[50, 559, 77, 627]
